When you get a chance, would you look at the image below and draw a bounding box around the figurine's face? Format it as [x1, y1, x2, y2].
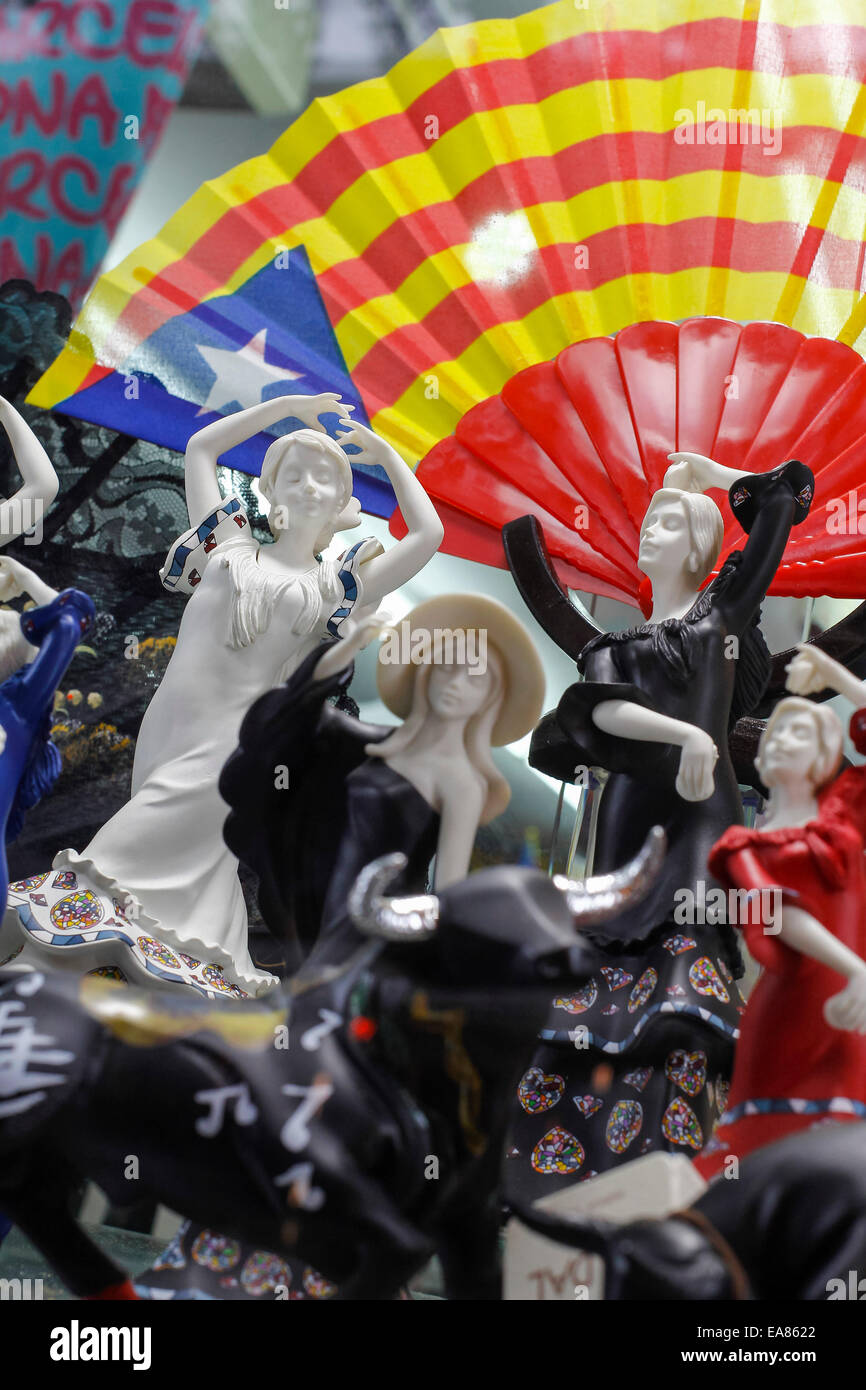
[638, 498, 695, 577]
[427, 660, 495, 721]
[272, 441, 343, 522]
[759, 708, 822, 788]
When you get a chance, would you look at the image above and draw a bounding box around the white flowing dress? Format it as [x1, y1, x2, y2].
[2, 496, 381, 997]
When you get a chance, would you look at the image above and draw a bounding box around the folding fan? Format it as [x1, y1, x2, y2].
[402, 317, 866, 606]
[28, 0, 866, 510]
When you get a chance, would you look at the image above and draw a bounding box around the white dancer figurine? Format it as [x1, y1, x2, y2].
[4, 395, 443, 997]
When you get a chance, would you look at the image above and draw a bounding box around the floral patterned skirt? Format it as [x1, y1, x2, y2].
[1, 861, 277, 999]
[506, 924, 744, 1201]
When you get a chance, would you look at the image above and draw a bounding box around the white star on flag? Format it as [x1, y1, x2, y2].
[196, 329, 303, 414]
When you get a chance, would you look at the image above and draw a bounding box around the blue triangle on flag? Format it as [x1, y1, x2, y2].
[52, 245, 396, 518]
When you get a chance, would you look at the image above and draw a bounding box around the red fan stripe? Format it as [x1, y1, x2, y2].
[109, 19, 866, 351]
[352, 220, 866, 419]
[705, 9, 761, 295]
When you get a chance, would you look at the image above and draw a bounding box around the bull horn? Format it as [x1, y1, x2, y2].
[349, 853, 439, 941]
[553, 826, 666, 924]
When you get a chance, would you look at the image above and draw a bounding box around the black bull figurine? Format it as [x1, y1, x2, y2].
[0, 835, 663, 1301]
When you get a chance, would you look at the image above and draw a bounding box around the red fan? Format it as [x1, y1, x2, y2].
[393, 318, 866, 608]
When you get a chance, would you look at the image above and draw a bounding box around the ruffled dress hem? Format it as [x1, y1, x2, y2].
[4, 851, 279, 1000]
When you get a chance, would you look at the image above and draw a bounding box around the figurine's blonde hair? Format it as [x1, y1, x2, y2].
[756, 696, 844, 792]
[641, 488, 725, 586]
[367, 643, 511, 823]
[259, 429, 356, 551]
[0, 609, 36, 682]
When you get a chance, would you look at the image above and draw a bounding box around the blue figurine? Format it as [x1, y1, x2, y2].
[0, 555, 93, 1251]
[0, 556, 95, 901]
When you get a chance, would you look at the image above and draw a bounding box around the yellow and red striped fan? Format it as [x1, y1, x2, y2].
[31, 0, 866, 564]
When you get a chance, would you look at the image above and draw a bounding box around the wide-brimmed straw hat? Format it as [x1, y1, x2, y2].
[376, 593, 545, 747]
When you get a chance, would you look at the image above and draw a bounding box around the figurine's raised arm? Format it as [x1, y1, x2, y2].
[665, 452, 814, 638]
[334, 419, 444, 606]
[0, 396, 59, 545]
[663, 451, 747, 495]
[312, 611, 392, 684]
[182, 392, 350, 524]
[785, 642, 866, 710]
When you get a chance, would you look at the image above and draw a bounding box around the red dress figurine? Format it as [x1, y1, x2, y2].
[696, 645, 866, 1179]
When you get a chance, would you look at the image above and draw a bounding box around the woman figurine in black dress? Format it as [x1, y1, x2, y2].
[223, 592, 545, 973]
[134, 593, 545, 1300]
[508, 452, 814, 1198]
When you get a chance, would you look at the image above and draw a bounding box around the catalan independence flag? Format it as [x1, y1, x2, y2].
[27, 241, 390, 514]
[30, 0, 866, 511]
